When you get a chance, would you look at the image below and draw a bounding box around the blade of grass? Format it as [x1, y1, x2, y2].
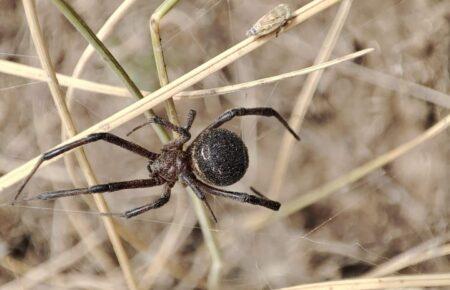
[0, 0, 342, 194]
[277, 273, 450, 290]
[65, 0, 139, 104]
[21, 1, 138, 289]
[269, 0, 353, 200]
[143, 2, 222, 288]
[49, 0, 141, 100]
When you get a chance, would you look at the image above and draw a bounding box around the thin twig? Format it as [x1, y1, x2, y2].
[21, 1, 138, 289]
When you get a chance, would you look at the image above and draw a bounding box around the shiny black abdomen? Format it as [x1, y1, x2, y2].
[190, 128, 249, 186]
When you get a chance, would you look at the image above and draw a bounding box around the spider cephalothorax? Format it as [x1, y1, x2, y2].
[13, 107, 299, 222]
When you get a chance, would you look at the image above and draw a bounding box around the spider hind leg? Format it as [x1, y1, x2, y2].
[121, 184, 172, 219]
[181, 173, 218, 223]
[198, 181, 281, 211]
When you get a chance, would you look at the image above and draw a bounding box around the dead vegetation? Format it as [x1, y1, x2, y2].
[0, 0, 448, 289]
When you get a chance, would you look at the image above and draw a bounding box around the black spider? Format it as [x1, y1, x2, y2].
[13, 107, 299, 222]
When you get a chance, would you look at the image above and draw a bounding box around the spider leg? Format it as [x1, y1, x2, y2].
[120, 184, 172, 219]
[184, 109, 197, 131]
[204, 107, 300, 140]
[197, 180, 281, 211]
[21, 178, 164, 202]
[12, 133, 158, 203]
[127, 116, 186, 137]
[249, 186, 269, 199]
[180, 173, 218, 223]
[127, 111, 195, 148]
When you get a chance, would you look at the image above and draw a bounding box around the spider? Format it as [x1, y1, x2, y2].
[13, 107, 299, 222]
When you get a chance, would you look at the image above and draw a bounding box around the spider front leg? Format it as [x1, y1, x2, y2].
[204, 107, 300, 140]
[12, 132, 158, 203]
[128, 110, 197, 148]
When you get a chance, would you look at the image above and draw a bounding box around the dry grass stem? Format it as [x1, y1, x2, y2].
[277, 273, 450, 290]
[51, 0, 169, 142]
[65, 0, 138, 102]
[145, 1, 222, 288]
[270, 0, 353, 199]
[21, 1, 138, 289]
[175, 48, 374, 99]
[150, 0, 180, 126]
[190, 194, 222, 290]
[2, 48, 447, 108]
[0, 48, 376, 101]
[363, 235, 450, 278]
[0, 58, 133, 97]
[340, 62, 450, 109]
[60, 0, 146, 253]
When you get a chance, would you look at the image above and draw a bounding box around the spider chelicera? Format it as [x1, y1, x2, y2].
[13, 107, 299, 222]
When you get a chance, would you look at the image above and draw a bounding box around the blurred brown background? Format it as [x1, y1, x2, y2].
[0, 0, 448, 289]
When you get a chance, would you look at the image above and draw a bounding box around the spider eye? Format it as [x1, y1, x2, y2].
[191, 128, 249, 186]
